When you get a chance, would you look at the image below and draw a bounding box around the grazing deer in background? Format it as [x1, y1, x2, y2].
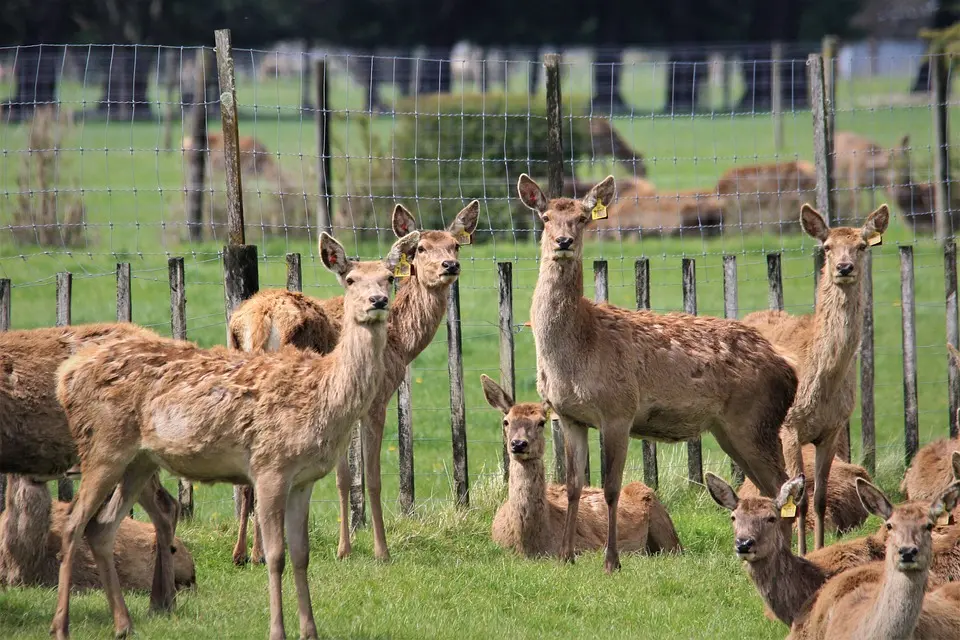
[787, 479, 960, 640]
[480, 375, 681, 558]
[742, 203, 889, 554]
[518, 173, 797, 573]
[228, 201, 479, 565]
[50, 231, 418, 640]
[591, 177, 725, 239]
[832, 131, 891, 219]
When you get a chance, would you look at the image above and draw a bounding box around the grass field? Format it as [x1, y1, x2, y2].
[0, 64, 958, 638]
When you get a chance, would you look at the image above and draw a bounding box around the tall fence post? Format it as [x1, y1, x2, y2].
[315, 58, 332, 237]
[682, 259, 703, 487]
[116, 263, 131, 323]
[932, 46, 951, 244]
[498, 262, 515, 483]
[822, 36, 838, 178]
[168, 257, 193, 518]
[767, 253, 784, 312]
[447, 282, 469, 507]
[946, 242, 959, 438]
[398, 366, 415, 514]
[0, 279, 8, 510]
[723, 255, 744, 485]
[860, 252, 876, 475]
[185, 48, 213, 242]
[593, 260, 608, 487]
[216, 29, 260, 520]
[635, 258, 657, 489]
[55, 272, 73, 502]
[286, 253, 302, 292]
[900, 246, 919, 465]
[808, 53, 834, 228]
[772, 42, 784, 153]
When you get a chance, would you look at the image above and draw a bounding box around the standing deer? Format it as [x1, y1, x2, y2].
[480, 375, 681, 557]
[50, 231, 418, 640]
[518, 173, 797, 573]
[228, 201, 478, 564]
[742, 203, 889, 554]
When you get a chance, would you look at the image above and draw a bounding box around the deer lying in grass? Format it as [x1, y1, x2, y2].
[715, 161, 816, 233]
[591, 177, 725, 239]
[0, 323, 183, 613]
[0, 474, 195, 591]
[50, 231, 418, 640]
[480, 375, 681, 557]
[788, 479, 960, 639]
[518, 173, 797, 573]
[182, 132, 282, 182]
[738, 444, 870, 535]
[228, 201, 478, 565]
[742, 203, 889, 554]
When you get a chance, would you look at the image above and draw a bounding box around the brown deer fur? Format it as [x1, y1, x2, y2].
[739, 444, 870, 534]
[518, 173, 796, 573]
[591, 177, 725, 239]
[49, 231, 418, 640]
[742, 203, 890, 554]
[182, 132, 282, 183]
[832, 131, 891, 218]
[227, 202, 479, 565]
[480, 375, 681, 557]
[715, 161, 816, 232]
[787, 480, 960, 640]
[0, 322, 184, 613]
[0, 475, 195, 592]
[886, 134, 937, 232]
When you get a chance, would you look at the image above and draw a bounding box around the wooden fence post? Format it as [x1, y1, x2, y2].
[767, 253, 784, 312]
[723, 255, 744, 484]
[636, 258, 657, 489]
[315, 58, 332, 237]
[822, 36, 838, 181]
[0, 279, 8, 509]
[931, 46, 951, 244]
[447, 281, 469, 507]
[544, 52, 563, 243]
[55, 272, 73, 502]
[498, 262, 515, 483]
[168, 257, 193, 518]
[772, 42, 784, 152]
[808, 53, 835, 227]
[900, 246, 919, 465]
[116, 263, 131, 323]
[682, 259, 703, 487]
[286, 253, 302, 292]
[185, 48, 214, 242]
[398, 366, 415, 514]
[946, 242, 959, 438]
[860, 251, 876, 475]
[593, 260, 608, 487]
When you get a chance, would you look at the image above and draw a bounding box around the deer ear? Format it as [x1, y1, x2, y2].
[862, 204, 889, 242]
[319, 233, 351, 278]
[856, 478, 894, 521]
[480, 374, 514, 413]
[705, 473, 739, 511]
[517, 174, 548, 215]
[581, 175, 616, 214]
[800, 204, 829, 242]
[392, 204, 418, 239]
[931, 481, 960, 522]
[775, 475, 805, 511]
[382, 231, 420, 273]
[448, 199, 480, 237]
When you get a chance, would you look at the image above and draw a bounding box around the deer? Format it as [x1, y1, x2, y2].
[787, 479, 960, 640]
[886, 134, 938, 233]
[517, 173, 797, 573]
[49, 231, 418, 640]
[0, 474, 196, 592]
[591, 177, 725, 239]
[715, 160, 817, 233]
[832, 131, 891, 219]
[738, 444, 871, 535]
[0, 322, 184, 613]
[227, 201, 479, 565]
[479, 375, 681, 558]
[741, 203, 890, 555]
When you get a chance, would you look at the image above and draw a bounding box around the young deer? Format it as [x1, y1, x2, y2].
[480, 375, 681, 557]
[518, 173, 797, 573]
[0, 323, 183, 612]
[50, 231, 418, 640]
[0, 475, 196, 592]
[788, 479, 960, 640]
[742, 203, 889, 554]
[228, 201, 478, 564]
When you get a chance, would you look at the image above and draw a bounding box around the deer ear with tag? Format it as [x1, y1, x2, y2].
[448, 199, 480, 245]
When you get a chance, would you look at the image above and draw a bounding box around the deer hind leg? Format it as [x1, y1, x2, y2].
[232, 485, 254, 566]
[137, 473, 180, 613]
[600, 423, 630, 574]
[813, 435, 838, 550]
[286, 482, 318, 640]
[559, 416, 589, 564]
[335, 452, 352, 560]
[250, 499, 265, 565]
[362, 406, 390, 562]
[254, 473, 291, 640]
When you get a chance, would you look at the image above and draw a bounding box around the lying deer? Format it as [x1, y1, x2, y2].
[480, 375, 681, 558]
[50, 231, 418, 640]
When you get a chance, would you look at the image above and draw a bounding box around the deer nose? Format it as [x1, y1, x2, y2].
[735, 538, 756, 554]
[510, 439, 528, 454]
[899, 546, 919, 563]
[837, 262, 854, 276]
[369, 295, 389, 310]
[442, 260, 460, 274]
[556, 237, 573, 250]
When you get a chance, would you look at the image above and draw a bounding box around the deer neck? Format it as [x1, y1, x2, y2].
[507, 458, 553, 554]
[532, 254, 587, 347]
[855, 564, 928, 639]
[387, 277, 449, 362]
[746, 532, 826, 626]
[809, 273, 863, 380]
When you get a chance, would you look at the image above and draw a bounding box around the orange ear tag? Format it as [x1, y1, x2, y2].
[867, 233, 883, 247]
[780, 495, 797, 518]
[591, 201, 608, 221]
[394, 253, 412, 278]
[454, 230, 472, 245]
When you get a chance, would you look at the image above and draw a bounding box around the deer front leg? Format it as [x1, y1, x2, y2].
[813, 437, 838, 550]
[254, 473, 291, 640]
[335, 452, 352, 560]
[286, 482, 318, 640]
[559, 417, 588, 564]
[600, 423, 630, 574]
[792, 441, 808, 556]
[362, 405, 390, 562]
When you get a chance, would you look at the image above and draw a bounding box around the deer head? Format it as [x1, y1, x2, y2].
[480, 374, 548, 462]
[857, 478, 960, 573]
[319, 231, 420, 324]
[517, 174, 616, 261]
[706, 472, 804, 562]
[391, 201, 479, 287]
[800, 203, 889, 286]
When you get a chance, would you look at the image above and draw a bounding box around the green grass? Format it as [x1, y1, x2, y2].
[0, 69, 957, 637]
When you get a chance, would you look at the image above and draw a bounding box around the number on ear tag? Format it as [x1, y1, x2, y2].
[455, 230, 472, 245]
[780, 495, 797, 519]
[591, 201, 608, 220]
[867, 233, 883, 247]
[394, 253, 412, 278]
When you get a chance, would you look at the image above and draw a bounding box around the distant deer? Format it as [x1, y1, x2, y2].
[832, 131, 891, 218]
[182, 132, 289, 189]
[742, 203, 889, 554]
[591, 177, 725, 239]
[518, 173, 797, 573]
[0, 474, 196, 592]
[228, 201, 479, 565]
[716, 161, 817, 233]
[787, 479, 960, 639]
[480, 375, 681, 558]
[0, 323, 183, 613]
[886, 134, 937, 232]
[50, 231, 418, 640]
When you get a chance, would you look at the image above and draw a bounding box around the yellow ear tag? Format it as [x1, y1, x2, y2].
[937, 512, 951, 527]
[454, 230, 472, 245]
[394, 253, 412, 278]
[780, 495, 797, 518]
[591, 201, 608, 221]
[867, 233, 883, 247]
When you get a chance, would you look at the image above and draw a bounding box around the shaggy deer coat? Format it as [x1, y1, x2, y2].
[518, 174, 797, 573]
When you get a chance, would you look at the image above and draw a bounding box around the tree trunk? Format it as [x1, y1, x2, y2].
[90, 47, 156, 121]
[665, 50, 708, 113]
[2, 45, 63, 122]
[592, 48, 628, 113]
[416, 49, 452, 95]
[738, 45, 809, 112]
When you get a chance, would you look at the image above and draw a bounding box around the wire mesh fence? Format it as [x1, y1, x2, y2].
[0, 35, 956, 521]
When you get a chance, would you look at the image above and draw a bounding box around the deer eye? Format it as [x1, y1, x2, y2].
[345, 278, 354, 286]
[767, 516, 777, 523]
[387, 275, 395, 285]
[927, 522, 935, 531]
[417, 246, 426, 254]
[502, 419, 509, 427]
[886, 522, 893, 531]
[537, 420, 546, 428]
[542, 215, 550, 223]
[578, 215, 589, 224]
[730, 515, 736, 521]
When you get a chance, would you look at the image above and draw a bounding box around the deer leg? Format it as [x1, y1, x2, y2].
[813, 437, 837, 550]
[286, 482, 318, 640]
[335, 452, 352, 560]
[362, 405, 390, 562]
[232, 485, 253, 566]
[250, 498, 265, 565]
[138, 474, 180, 613]
[790, 439, 808, 556]
[559, 417, 588, 564]
[254, 473, 291, 640]
[600, 424, 629, 574]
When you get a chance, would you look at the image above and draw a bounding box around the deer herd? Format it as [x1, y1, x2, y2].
[0, 163, 959, 639]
